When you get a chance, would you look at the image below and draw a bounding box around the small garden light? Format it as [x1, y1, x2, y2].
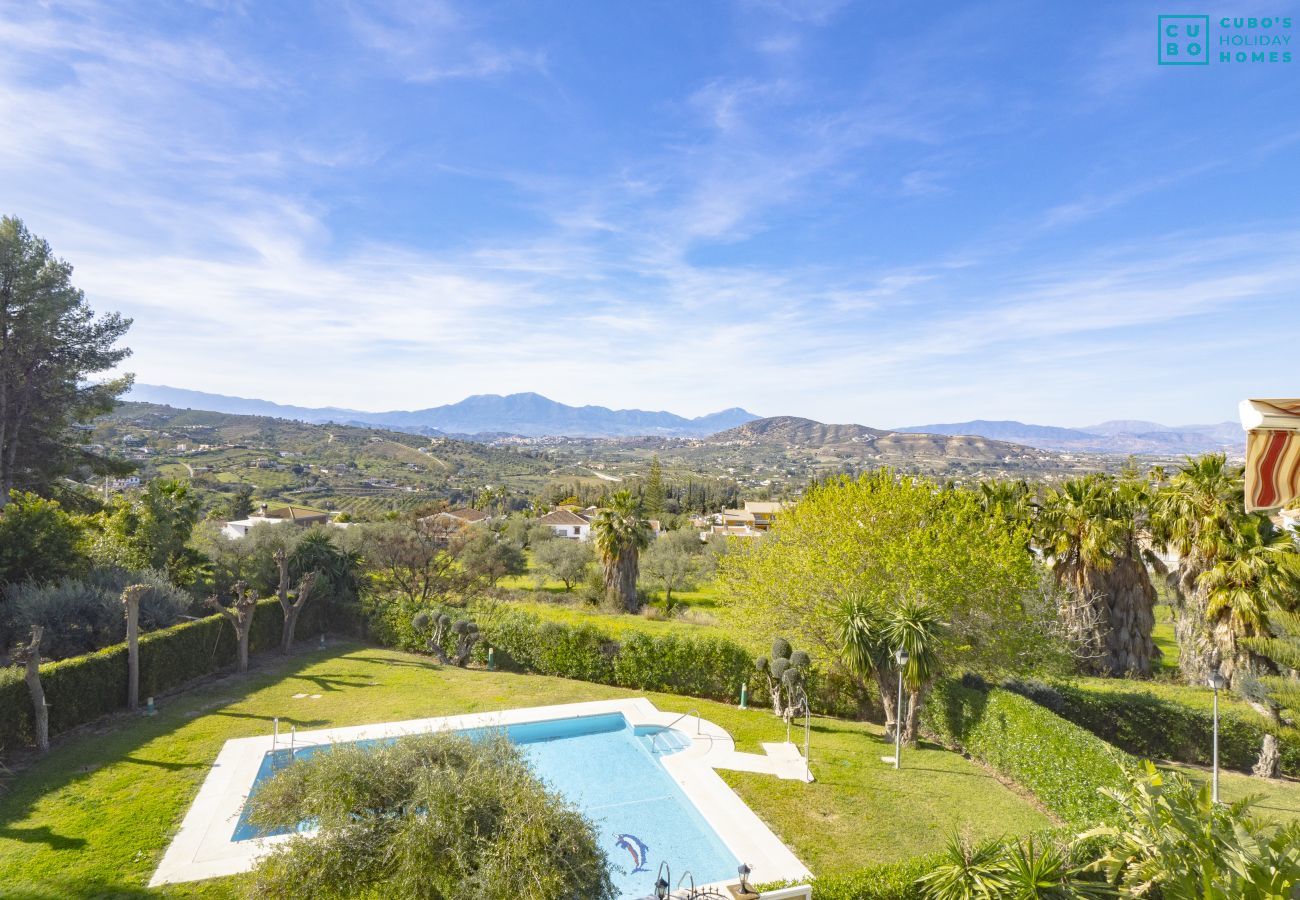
[1208, 670, 1227, 803]
[738, 862, 753, 892]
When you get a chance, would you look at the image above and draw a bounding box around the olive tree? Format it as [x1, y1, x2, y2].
[245, 731, 615, 900]
[533, 538, 594, 591]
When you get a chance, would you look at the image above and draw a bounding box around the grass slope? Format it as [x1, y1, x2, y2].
[0, 644, 1050, 897]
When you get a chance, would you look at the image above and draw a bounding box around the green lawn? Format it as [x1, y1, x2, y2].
[1161, 762, 1300, 825]
[1073, 673, 1273, 723]
[0, 644, 1052, 897]
[1153, 601, 1179, 672]
[500, 596, 723, 638]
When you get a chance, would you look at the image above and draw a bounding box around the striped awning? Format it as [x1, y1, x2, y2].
[1240, 399, 1300, 513]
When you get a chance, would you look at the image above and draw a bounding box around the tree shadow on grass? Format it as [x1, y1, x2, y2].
[345, 654, 442, 671]
[284, 672, 376, 692]
[6, 877, 156, 898]
[213, 711, 331, 729]
[0, 641, 369, 875]
[119, 755, 208, 771]
[0, 823, 87, 850]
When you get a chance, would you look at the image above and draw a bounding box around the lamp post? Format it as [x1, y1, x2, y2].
[1208, 671, 1227, 803]
[893, 648, 909, 770]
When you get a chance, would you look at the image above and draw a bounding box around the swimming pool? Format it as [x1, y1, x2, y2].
[151, 698, 810, 892]
[232, 712, 737, 897]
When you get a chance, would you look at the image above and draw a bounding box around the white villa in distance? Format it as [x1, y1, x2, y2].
[534, 506, 662, 541]
[698, 500, 787, 538]
[221, 504, 334, 539]
[537, 508, 592, 540]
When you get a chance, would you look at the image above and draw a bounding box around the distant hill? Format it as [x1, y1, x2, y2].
[894, 418, 1242, 455]
[707, 416, 1054, 466]
[128, 385, 759, 438]
[893, 420, 1096, 443]
[96, 402, 556, 518]
[711, 416, 890, 445]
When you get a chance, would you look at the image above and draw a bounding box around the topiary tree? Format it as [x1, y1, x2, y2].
[451, 619, 481, 667]
[245, 731, 615, 900]
[755, 637, 809, 716]
[412, 610, 454, 665]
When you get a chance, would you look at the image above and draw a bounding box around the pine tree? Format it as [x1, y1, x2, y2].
[644, 455, 665, 518]
[0, 216, 132, 506]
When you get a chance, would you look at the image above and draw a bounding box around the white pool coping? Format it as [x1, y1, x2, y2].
[150, 697, 812, 892]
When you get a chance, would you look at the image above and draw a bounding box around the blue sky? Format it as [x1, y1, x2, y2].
[2, 0, 1297, 427]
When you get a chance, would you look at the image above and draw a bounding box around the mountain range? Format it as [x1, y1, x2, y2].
[126, 385, 759, 438]
[893, 419, 1242, 455]
[128, 385, 1242, 455]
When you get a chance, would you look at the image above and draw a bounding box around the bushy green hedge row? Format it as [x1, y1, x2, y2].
[0, 598, 327, 757]
[922, 679, 1131, 826]
[1003, 678, 1300, 777]
[365, 597, 870, 714]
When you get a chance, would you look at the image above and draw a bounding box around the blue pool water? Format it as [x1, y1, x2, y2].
[232, 713, 739, 898]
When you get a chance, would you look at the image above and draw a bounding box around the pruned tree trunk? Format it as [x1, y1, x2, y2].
[275, 548, 317, 655]
[1254, 733, 1281, 779]
[208, 582, 257, 673]
[874, 668, 899, 741]
[902, 681, 930, 746]
[23, 626, 49, 752]
[122, 584, 148, 711]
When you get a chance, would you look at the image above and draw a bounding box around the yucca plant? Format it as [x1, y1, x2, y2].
[918, 832, 1105, 900]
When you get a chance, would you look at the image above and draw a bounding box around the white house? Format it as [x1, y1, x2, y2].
[538, 508, 592, 541]
[221, 505, 332, 540]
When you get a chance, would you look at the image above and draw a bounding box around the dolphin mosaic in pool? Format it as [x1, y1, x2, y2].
[616, 833, 650, 873]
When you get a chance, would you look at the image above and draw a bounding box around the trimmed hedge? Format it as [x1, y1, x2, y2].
[364, 597, 870, 715]
[1003, 678, 1300, 778]
[922, 679, 1131, 826]
[0, 598, 326, 758]
[805, 855, 938, 900]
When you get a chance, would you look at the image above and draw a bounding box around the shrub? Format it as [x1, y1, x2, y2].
[1003, 678, 1300, 777]
[923, 679, 1130, 826]
[6, 568, 190, 660]
[779, 854, 939, 900]
[613, 631, 751, 701]
[246, 731, 615, 900]
[1083, 760, 1300, 896]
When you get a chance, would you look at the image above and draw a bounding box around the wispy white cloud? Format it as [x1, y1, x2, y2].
[0, 0, 1295, 428]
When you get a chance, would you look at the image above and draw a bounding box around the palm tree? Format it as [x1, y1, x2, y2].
[978, 479, 1034, 530]
[1152, 454, 1248, 685]
[837, 594, 942, 745]
[591, 491, 652, 612]
[884, 596, 943, 745]
[1036, 475, 1157, 676]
